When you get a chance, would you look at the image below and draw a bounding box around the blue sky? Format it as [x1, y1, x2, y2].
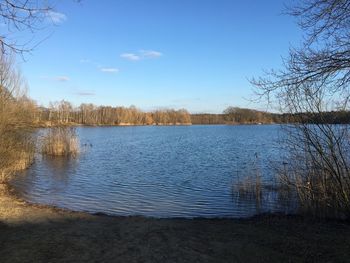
[17, 0, 301, 113]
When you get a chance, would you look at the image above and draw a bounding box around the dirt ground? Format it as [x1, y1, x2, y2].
[1, 184, 350, 263]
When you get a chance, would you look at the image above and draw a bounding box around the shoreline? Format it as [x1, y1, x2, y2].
[1, 182, 350, 262]
[35, 122, 279, 128]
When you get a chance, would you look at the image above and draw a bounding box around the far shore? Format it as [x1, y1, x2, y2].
[34, 121, 278, 128]
[1, 182, 350, 262]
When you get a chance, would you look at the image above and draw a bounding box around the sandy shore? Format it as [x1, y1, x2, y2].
[1, 183, 350, 262]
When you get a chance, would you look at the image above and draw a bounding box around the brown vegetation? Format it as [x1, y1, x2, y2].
[192, 108, 350, 125]
[191, 113, 227, 124]
[277, 123, 350, 218]
[234, 174, 262, 200]
[19, 98, 350, 127]
[0, 54, 37, 182]
[232, 154, 262, 200]
[41, 127, 79, 157]
[223, 107, 277, 124]
[38, 102, 192, 126]
[252, 0, 350, 218]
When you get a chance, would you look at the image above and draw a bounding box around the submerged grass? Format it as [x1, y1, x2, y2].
[231, 153, 298, 214]
[234, 174, 262, 200]
[232, 153, 263, 202]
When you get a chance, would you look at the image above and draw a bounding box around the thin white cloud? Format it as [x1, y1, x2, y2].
[46, 11, 67, 24]
[120, 53, 141, 61]
[75, 91, 95, 96]
[140, 50, 163, 59]
[54, 76, 70, 82]
[80, 59, 119, 73]
[120, 50, 163, 61]
[100, 67, 119, 73]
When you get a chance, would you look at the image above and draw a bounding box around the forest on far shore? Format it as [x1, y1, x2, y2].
[30, 100, 350, 126]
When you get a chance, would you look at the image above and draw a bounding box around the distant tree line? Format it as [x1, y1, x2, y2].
[37, 102, 350, 126]
[282, 111, 350, 124]
[192, 107, 350, 125]
[191, 107, 283, 125]
[190, 114, 226, 125]
[222, 107, 281, 124]
[37, 101, 192, 126]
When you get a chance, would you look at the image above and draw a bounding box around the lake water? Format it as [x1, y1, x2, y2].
[10, 125, 296, 218]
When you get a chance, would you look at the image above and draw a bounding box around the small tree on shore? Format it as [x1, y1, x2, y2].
[252, 0, 350, 218]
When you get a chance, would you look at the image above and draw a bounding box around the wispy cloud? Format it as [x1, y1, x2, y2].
[100, 67, 119, 73]
[140, 50, 163, 59]
[75, 91, 95, 96]
[46, 11, 67, 24]
[54, 76, 70, 82]
[120, 50, 163, 61]
[120, 53, 141, 61]
[80, 59, 120, 74]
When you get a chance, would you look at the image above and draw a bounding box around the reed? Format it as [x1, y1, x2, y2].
[233, 154, 263, 201]
[234, 173, 262, 200]
[41, 127, 79, 157]
[0, 137, 35, 183]
[279, 164, 350, 219]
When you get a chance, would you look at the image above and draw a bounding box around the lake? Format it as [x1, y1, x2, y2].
[10, 125, 296, 218]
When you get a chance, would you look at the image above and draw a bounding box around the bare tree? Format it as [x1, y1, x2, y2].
[0, 0, 55, 55]
[252, 0, 350, 218]
[0, 53, 36, 182]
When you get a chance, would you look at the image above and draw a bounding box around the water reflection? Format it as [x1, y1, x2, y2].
[42, 156, 79, 184]
[231, 184, 298, 217]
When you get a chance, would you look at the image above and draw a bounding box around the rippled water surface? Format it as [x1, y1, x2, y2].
[11, 125, 296, 218]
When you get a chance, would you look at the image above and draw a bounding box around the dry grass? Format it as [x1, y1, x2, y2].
[0, 54, 38, 183]
[279, 167, 350, 219]
[0, 148, 34, 183]
[232, 154, 263, 201]
[234, 174, 262, 200]
[41, 127, 79, 157]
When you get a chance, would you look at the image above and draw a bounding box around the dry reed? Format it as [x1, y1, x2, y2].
[234, 173, 262, 200]
[41, 127, 79, 157]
